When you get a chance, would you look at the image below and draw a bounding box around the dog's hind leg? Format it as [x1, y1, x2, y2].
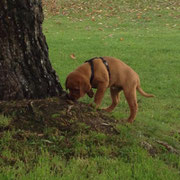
[124, 87, 138, 123]
[104, 87, 121, 112]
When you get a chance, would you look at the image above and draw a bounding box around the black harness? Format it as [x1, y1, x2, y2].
[85, 57, 111, 84]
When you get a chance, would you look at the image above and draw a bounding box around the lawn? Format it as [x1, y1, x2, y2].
[0, 0, 180, 179]
[44, 0, 180, 139]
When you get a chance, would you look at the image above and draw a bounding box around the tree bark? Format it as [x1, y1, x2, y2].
[0, 0, 63, 100]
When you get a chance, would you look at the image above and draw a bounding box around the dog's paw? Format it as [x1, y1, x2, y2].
[127, 118, 134, 124]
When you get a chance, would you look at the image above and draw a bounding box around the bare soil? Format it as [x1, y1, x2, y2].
[0, 95, 118, 135]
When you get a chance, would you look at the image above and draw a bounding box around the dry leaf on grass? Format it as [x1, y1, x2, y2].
[70, 54, 76, 59]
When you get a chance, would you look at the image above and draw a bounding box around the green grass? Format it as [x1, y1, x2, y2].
[1, 0, 180, 179]
[0, 115, 12, 128]
[1, 153, 179, 180]
[0, 127, 179, 180]
[44, 0, 180, 130]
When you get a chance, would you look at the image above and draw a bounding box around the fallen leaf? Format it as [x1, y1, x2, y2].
[70, 54, 76, 59]
[42, 139, 53, 144]
[92, 16, 95, 21]
[38, 134, 44, 137]
[120, 37, 124, 41]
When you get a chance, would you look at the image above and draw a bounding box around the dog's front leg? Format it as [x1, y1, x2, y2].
[94, 83, 108, 109]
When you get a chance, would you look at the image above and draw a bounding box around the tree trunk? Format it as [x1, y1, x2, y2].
[0, 0, 63, 100]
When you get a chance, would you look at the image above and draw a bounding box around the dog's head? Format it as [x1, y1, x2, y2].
[65, 72, 92, 101]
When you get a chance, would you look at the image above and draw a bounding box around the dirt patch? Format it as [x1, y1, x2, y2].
[0, 96, 118, 135]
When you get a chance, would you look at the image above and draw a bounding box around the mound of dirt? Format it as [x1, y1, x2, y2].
[0, 96, 119, 135]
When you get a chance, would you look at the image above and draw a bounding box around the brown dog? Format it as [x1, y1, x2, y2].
[65, 57, 154, 123]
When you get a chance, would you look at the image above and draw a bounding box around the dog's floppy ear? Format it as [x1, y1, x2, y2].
[65, 76, 69, 90]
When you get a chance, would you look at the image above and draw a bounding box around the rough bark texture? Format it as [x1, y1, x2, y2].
[0, 0, 63, 100]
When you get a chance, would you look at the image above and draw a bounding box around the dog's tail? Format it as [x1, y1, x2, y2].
[137, 86, 155, 98]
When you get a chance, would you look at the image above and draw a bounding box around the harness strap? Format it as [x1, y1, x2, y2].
[99, 57, 111, 79]
[85, 57, 110, 84]
[84, 57, 96, 84]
